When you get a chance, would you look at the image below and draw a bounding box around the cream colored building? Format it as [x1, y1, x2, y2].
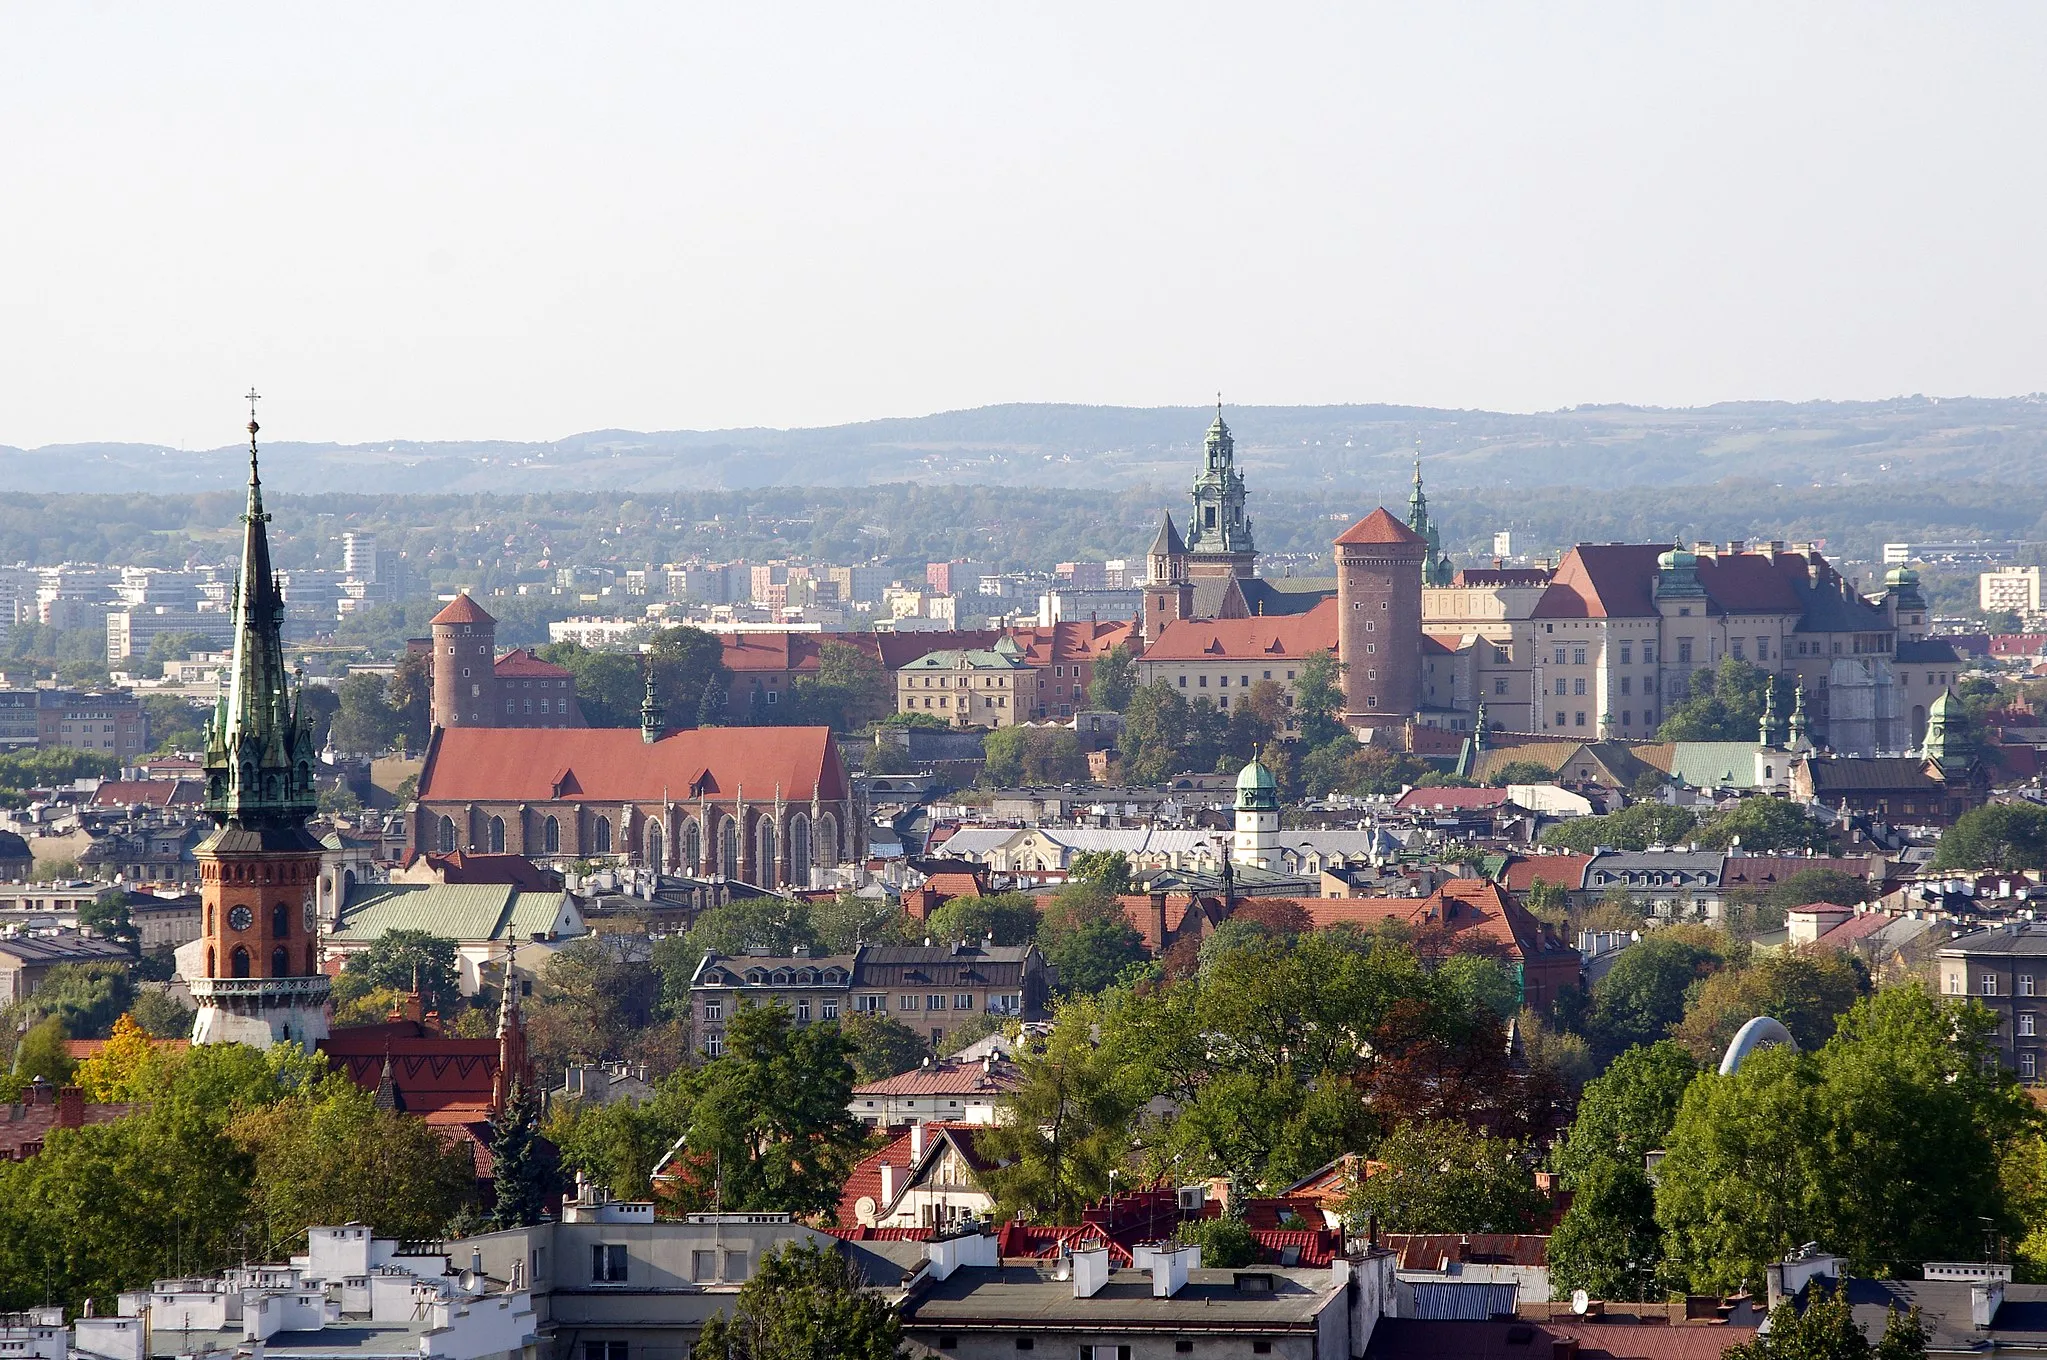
[895, 639, 1038, 728]
[1981, 566, 2043, 619]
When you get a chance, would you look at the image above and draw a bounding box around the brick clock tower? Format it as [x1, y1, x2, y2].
[190, 398, 330, 1050]
[1334, 508, 1426, 734]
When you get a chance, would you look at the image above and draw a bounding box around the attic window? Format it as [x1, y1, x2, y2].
[1235, 1272, 1276, 1294]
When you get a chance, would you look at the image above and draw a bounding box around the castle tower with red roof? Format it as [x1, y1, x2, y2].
[190, 398, 331, 1050]
[430, 592, 499, 730]
[1334, 508, 1427, 730]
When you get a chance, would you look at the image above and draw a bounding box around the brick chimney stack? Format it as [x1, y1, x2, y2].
[56, 1085, 84, 1130]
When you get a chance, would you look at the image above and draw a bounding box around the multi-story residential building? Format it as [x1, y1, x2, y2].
[1982, 565, 2044, 619]
[1939, 922, 2047, 1081]
[689, 942, 1051, 1056]
[0, 689, 38, 751]
[37, 689, 148, 761]
[106, 606, 236, 663]
[896, 641, 1040, 729]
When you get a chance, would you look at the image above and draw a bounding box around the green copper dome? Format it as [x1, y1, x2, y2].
[1235, 758, 1280, 811]
[1885, 564, 1920, 589]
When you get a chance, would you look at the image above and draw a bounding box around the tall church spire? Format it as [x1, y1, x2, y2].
[1185, 400, 1255, 571]
[203, 394, 318, 831]
[1406, 439, 1454, 587]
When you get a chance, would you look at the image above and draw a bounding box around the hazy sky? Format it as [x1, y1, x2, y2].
[4, 4, 2044, 449]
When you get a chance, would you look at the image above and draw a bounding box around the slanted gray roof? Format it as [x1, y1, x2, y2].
[903, 1264, 1339, 1330]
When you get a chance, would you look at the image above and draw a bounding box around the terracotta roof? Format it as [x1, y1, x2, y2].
[1814, 911, 1895, 946]
[1394, 786, 1512, 812]
[1335, 508, 1426, 546]
[1380, 1233, 1549, 1269]
[1114, 892, 1217, 952]
[322, 1021, 502, 1119]
[423, 851, 562, 891]
[1717, 855, 1874, 889]
[1494, 853, 1594, 893]
[90, 779, 203, 808]
[493, 647, 571, 678]
[419, 724, 847, 804]
[1304, 879, 1569, 965]
[720, 631, 824, 674]
[0, 1091, 133, 1160]
[1009, 620, 1136, 665]
[852, 1058, 1023, 1099]
[430, 593, 496, 626]
[1531, 544, 1667, 619]
[838, 1127, 919, 1225]
[63, 1037, 189, 1060]
[1693, 553, 1806, 614]
[1141, 598, 1337, 662]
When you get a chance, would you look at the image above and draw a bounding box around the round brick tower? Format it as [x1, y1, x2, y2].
[1334, 508, 1426, 730]
[430, 592, 499, 730]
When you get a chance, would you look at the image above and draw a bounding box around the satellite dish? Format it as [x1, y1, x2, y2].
[1571, 1290, 1590, 1315]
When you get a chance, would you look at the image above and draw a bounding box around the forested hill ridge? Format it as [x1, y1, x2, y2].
[8, 394, 2047, 496]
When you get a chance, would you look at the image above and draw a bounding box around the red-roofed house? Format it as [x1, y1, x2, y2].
[849, 1055, 1022, 1127]
[414, 724, 859, 888]
[1393, 786, 1511, 814]
[90, 779, 204, 810]
[1492, 853, 1594, 896]
[1137, 600, 1337, 733]
[836, 1122, 1003, 1229]
[0, 1082, 131, 1161]
[391, 850, 564, 892]
[428, 593, 585, 730]
[1305, 879, 1581, 1010]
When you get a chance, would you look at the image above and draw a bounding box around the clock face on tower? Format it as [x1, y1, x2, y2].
[227, 906, 254, 932]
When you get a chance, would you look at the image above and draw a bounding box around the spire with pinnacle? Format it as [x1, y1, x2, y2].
[1407, 439, 1454, 587]
[1759, 681, 1785, 748]
[1186, 398, 1254, 561]
[640, 655, 665, 744]
[202, 393, 318, 832]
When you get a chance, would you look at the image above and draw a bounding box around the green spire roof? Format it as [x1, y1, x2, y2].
[1235, 757, 1279, 811]
[202, 398, 319, 834]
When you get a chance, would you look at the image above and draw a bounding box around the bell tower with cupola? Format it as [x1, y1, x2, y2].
[190, 395, 331, 1050]
[1184, 402, 1256, 580]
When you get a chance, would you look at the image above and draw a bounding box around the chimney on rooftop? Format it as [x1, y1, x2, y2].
[911, 1123, 926, 1160]
[56, 1085, 84, 1130]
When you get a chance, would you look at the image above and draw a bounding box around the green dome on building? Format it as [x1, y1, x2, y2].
[1235, 758, 1279, 811]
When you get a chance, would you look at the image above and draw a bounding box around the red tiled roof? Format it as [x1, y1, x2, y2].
[838, 1128, 919, 1225]
[720, 632, 823, 674]
[424, 852, 561, 891]
[1406, 724, 1469, 757]
[1114, 893, 1217, 952]
[1495, 853, 1593, 894]
[0, 1096, 134, 1161]
[493, 647, 571, 678]
[1530, 545, 1667, 619]
[1693, 553, 1806, 614]
[1394, 786, 1511, 812]
[91, 779, 202, 808]
[1335, 508, 1426, 546]
[321, 1021, 502, 1119]
[1142, 598, 1337, 662]
[1814, 911, 1894, 946]
[851, 1058, 1022, 1098]
[431, 593, 496, 626]
[994, 1221, 1134, 1266]
[1718, 855, 1874, 889]
[63, 1038, 189, 1060]
[1380, 1233, 1549, 1269]
[923, 871, 987, 899]
[1009, 620, 1136, 666]
[419, 725, 846, 804]
[1305, 879, 1566, 965]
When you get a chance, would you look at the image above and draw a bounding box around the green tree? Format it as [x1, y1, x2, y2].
[1548, 1157, 1663, 1301]
[657, 897, 821, 1011]
[1695, 797, 1838, 853]
[979, 997, 1141, 1220]
[1036, 882, 1145, 996]
[691, 1240, 905, 1360]
[1120, 679, 1190, 784]
[1766, 868, 1874, 911]
[1931, 802, 2047, 871]
[1656, 987, 2034, 1292]
[842, 1014, 930, 1082]
[332, 929, 462, 1015]
[20, 963, 136, 1040]
[664, 1004, 869, 1221]
[5, 1016, 76, 1092]
[536, 936, 661, 1058]
[141, 694, 207, 754]
[1551, 1040, 1698, 1188]
[1586, 931, 1727, 1058]
[385, 650, 433, 754]
[810, 893, 915, 954]
[328, 671, 402, 754]
[1486, 759, 1562, 787]
[981, 725, 1087, 785]
[925, 893, 1040, 947]
[489, 1078, 550, 1227]
[318, 786, 364, 817]
[231, 1080, 477, 1256]
[79, 889, 138, 947]
[1658, 658, 1777, 742]
[1068, 850, 1132, 895]
[1672, 949, 1868, 1064]
[129, 989, 193, 1039]
[546, 1074, 695, 1202]
[1085, 642, 1137, 712]
[789, 641, 893, 732]
[538, 642, 646, 727]
[1724, 1284, 1928, 1360]
[1540, 801, 1700, 854]
[1291, 649, 1347, 747]
[1342, 1121, 1546, 1233]
[1174, 1213, 1259, 1267]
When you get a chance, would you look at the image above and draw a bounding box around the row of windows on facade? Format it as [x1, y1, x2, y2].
[1951, 972, 2044, 997]
[585, 1243, 749, 1287]
[442, 811, 819, 872]
[908, 675, 1015, 687]
[1553, 709, 1655, 728]
[702, 992, 995, 1025]
[205, 901, 297, 936]
[910, 694, 1010, 709]
[1551, 675, 1658, 697]
[209, 942, 316, 977]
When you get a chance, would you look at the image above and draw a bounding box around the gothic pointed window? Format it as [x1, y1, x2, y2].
[543, 816, 561, 854]
[272, 903, 289, 938]
[594, 816, 612, 854]
[230, 946, 251, 978]
[271, 945, 290, 976]
[489, 816, 506, 853]
[438, 816, 456, 853]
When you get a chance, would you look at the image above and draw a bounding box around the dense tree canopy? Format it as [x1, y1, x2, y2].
[1540, 802, 1699, 854]
[1932, 802, 2047, 871]
[1658, 658, 1778, 743]
[692, 1241, 905, 1360]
